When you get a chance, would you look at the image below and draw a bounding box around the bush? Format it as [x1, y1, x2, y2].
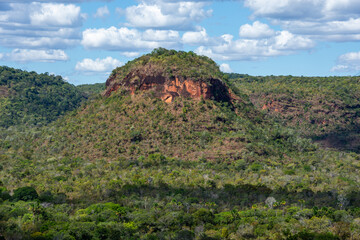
[12, 186, 38, 201]
[0, 187, 11, 201]
[193, 208, 214, 224]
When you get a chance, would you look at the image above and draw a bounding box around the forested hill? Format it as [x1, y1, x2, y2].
[0, 66, 86, 128]
[229, 74, 360, 152]
[76, 83, 105, 98]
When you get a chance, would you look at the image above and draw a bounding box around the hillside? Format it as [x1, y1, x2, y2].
[0, 66, 87, 128]
[1, 51, 360, 239]
[229, 74, 360, 152]
[76, 83, 105, 98]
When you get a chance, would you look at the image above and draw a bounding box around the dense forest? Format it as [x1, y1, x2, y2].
[1, 50, 360, 239]
[0, 66, 87, 128]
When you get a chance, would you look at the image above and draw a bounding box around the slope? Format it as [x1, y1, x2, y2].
[0, 66, 87, 128]
[229, 74, 360, 152]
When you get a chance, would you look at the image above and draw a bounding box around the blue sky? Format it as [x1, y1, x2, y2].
[0, 0, 360, 85]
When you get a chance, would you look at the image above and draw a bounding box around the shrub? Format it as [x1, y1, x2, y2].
[12, 186, 38, 201]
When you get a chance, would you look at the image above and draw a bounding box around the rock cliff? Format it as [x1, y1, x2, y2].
[104, 48, 237, 103]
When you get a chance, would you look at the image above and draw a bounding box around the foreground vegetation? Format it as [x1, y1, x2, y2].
[2, 90, 360, 239]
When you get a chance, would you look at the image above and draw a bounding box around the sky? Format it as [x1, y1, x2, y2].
[0, 0, 360, 85]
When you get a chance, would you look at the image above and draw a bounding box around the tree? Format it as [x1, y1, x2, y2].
[12, 186, 38, 201]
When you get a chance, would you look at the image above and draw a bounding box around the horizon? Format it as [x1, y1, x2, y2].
[0, 0, 360, 85]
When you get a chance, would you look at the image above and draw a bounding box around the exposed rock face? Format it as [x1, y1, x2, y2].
[105, 67, 236, 103]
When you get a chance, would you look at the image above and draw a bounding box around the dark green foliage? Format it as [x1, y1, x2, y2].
[0, 187, 10, 201]
[0, 66, 86, 128]
[12, 186, 38, 201]
[287, 230, 340, 240]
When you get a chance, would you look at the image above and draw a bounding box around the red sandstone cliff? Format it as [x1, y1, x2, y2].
[105, 65, 238, 103]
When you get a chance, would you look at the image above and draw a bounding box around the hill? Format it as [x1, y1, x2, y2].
[76, 82, 105, 98]
[1, 51, 360, 239]
[229, 74, 360, 152]
[105, 48, 237, 103]
[0, 66, 87, 128]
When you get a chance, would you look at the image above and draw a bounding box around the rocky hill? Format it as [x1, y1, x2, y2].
[105, 48, 237, 104]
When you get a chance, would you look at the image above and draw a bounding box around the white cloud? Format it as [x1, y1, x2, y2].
[81, 27, 180, 51]
[121, 52, 140, 58]
[94, 6, 110, 18]
[220, 63, 232, 73]
[274, 31, 314, 50]
[30, 3, 82, 27]
[280, 18, 360, 41]
[239, 21, 275, 39]
[125, 1, 212, 30]
[244, 0, 360, 42]
[75, 57, 123, 72]
[182, 27, 210, 45]
[0, 49, 68, 62]
[195, 30, 314, 61]
[0, 2, 84, 49]
[142, 29, 179, 41]
[245, 0, 323, 20]
[331, 51, 360, 72]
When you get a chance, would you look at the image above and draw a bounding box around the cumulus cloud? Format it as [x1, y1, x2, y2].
[142, 29, 179, 41]
[239, 21, 275, 39]
[30, 3, 82, 27]
[280, 18, 360, 42]
[182, 27, 210, 45]
[331, 51, 360, 72]
[121, 52, 140, 58]
[0, 2, 84, 49]
[0, 49, 68, 62]
[94, 6, 110, 18]
[245, 0, 323, 20]
[2, 0, 112, 2]
[220, 63, 232, 73]
[75, 57, 123, 72]
[244, 0, 360, 42]
[81, 27, 180, 51]
[195, 30, 314, 61]
[125, 1, 212, 30]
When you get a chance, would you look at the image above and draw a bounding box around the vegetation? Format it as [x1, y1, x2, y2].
[1, 51, 360, 239]
[228, 74, 360, 152]
[110, 48, 224, 85]
[0, 66, 87, 128]
[77, 83, 105, 98]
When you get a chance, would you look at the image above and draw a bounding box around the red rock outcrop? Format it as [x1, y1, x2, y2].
[105, 66, 237, 103]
